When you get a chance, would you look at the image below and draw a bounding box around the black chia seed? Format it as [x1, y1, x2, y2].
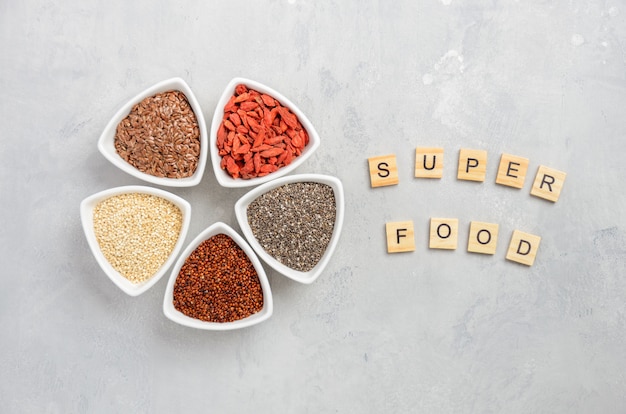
[247, 182, 336, 272]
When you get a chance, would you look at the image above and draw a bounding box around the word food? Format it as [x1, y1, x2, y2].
[385, 219, 540, 266]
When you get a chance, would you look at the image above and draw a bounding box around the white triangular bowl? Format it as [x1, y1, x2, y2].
[80, 185, 192, 296]
[163, 222, 273, 330]
[209, 77, 320, 188]
[98, 77, 208, 187]
[235, 174, 344, 284]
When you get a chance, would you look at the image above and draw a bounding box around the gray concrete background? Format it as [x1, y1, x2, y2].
[2, 1, 625, 412]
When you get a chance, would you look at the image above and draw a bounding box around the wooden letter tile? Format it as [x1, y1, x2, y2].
[457, 148, 488, 182]
[386, 221, 415, 253]
[429, 218, 458, 250]
[368, 154, 399, 188]
[496, 153, 529, 189]
[415, 147, 444, 178]
[467, 221, 499, 255]
[530, 165, 567, 202]
[506, 230, 541, 266]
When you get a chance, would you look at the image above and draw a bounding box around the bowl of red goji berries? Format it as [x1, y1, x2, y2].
[162, 221, 273, 330]
[209, 77, 321, 188]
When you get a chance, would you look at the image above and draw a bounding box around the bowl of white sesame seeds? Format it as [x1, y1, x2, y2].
[80, 185, 191, 296]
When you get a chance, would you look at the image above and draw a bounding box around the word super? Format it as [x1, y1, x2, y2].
[386, 219, 541, 266]
[368, 148, 567, 202]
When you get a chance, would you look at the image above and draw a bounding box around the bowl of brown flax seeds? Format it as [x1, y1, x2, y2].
[98, 77, 208, 187]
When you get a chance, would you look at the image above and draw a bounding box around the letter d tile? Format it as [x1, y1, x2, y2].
[506, 230, 541, 266]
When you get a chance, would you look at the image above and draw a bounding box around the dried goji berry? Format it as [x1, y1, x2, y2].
[259, 164, 278, 173]
[236, 144, 251, 154]
[224, 119, 236, 131]
[234, 92, 249, 103]
[291, 134, 303, 148]
[253, 153, 261, 173]
[224, 96, 237, 113]
[251, 144, 272, 152]
[229, 113, 241, 125]
[264, 135, 284, 145]
[240, 101, 257, 111]
[259, 148, 283, 158]
[261, 94, 275, 107]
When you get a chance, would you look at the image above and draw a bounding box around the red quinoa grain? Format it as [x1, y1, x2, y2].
[173, 234, 264, 323]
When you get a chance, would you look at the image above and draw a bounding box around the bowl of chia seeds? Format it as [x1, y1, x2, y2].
[209, 77, 321, 188]
[235, 173, 345, 284]
[163, 221, 273, 330]
[98, 77, 208, 187]
[80, 186, 192, 296]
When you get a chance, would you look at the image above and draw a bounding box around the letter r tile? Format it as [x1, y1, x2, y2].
[368, 154, 399, 188]
[530, 165, 567, 202]
[386, 221, 415, 253]
[506, 230, 541, 266]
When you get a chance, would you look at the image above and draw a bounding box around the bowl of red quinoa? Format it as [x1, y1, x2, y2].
[209, 77, 321, 188]
[98, 77, 208, 187]
[235, 174, 345, 284]
[80, 185, 191, 296]
[163, 221, 273, 330]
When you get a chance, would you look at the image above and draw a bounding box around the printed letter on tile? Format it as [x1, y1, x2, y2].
[530, 165, 566, 202]
[386, 221, 415, 253]
[368, 154, 399, 188]
[458, 149, 488, 182]
[496, 153, 529, 189]
[415, 147, 444, 179]
[429, 218, 459, 250]
[467, 221, 499, 255]
[506, 230, 541, 266]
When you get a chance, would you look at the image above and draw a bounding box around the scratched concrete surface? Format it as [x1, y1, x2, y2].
[1, 1, 625, 412]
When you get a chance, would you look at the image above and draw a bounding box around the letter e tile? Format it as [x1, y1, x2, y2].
[496, 153, 529, 189]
